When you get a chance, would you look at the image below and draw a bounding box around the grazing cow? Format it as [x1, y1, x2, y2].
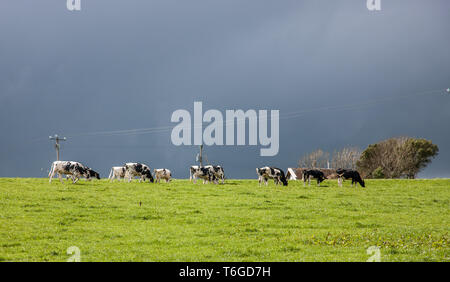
[302, 169, 327, 186]
[205, 165, 225, 184]
[154, 168, 172, 183]
[192, 166, 216, 184]
[256, 167, 288, 186]
[86, 168, 100, 180]
[108, 166, 127, 182]
[49, 161, 90, 184]
[336, 168, 365, 187]
[124, 163, 154, 183]
[65, 166, 100, 182]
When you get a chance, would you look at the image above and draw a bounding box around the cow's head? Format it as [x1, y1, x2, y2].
[145, 169, 154, 183]
[278, 169, 288, 186]
[280, 176, 288, 186]
[359, 179, 365, 188]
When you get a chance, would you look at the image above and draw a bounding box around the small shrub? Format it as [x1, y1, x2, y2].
[372, 167, 385, 179]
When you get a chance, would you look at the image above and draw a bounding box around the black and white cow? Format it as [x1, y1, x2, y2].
[108, 166, 126, 182]
[189, 165, 200, 182]
[302, 169, 327, 186]
[191, 166, 216, 184]
[60, 162, 100, 183]
[202, 165, 225, 184]
[256, 167, 288, 186]
[153, 168, 172, 183]
[86, 168, 100, 180]
[336, 168, 365, 187]
[124, 162, 154, 183]
[49, 161, 90, 184]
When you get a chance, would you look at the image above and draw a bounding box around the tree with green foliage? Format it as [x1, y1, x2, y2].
[357, 137, 438, 179]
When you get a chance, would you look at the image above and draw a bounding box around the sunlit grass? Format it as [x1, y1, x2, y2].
[0, 178, 448, 261]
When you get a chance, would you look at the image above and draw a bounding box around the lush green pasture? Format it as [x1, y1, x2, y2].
[0, 178, 448, 262]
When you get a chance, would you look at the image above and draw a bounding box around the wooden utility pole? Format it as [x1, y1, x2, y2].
[49, 134, 66, 161]
[199, 145, 203, 167]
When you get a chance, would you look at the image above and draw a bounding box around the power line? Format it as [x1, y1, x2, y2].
[52, 88, 446, 139]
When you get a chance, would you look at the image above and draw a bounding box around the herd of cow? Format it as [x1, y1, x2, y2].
[256, 166, 365, 187]
[48, 161, 365, 187]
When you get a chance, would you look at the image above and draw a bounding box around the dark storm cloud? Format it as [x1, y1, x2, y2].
[0, 0, 449, 178]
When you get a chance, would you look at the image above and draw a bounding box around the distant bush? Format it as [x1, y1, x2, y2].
[357, 137, 439, 179]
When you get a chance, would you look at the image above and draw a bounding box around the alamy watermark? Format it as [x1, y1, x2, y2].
[367, 0, 381, 11]
[171, 102, 279, 157]
[366, 246, 381, 262]
[67, 246, 81, 262]
[67, 0, 81, 11]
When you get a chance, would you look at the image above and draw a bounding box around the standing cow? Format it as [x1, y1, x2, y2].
[124, 163, 154, 183]
[256, 167, 288, 186]
[189, 165, 200, 182]
[108, 166, 126, 182]
[153, 169, 172, 183]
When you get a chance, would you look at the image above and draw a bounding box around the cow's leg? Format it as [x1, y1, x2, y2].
[308, 175, 311, 186]
[264, 178, 268, 186]
[49, 169, 56, 183]
[58, 173, 64, 184]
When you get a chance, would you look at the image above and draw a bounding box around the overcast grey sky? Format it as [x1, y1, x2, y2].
[0, 0, 449, 178]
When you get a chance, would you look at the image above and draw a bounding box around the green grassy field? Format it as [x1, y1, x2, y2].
[0, 178, 448, 262]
